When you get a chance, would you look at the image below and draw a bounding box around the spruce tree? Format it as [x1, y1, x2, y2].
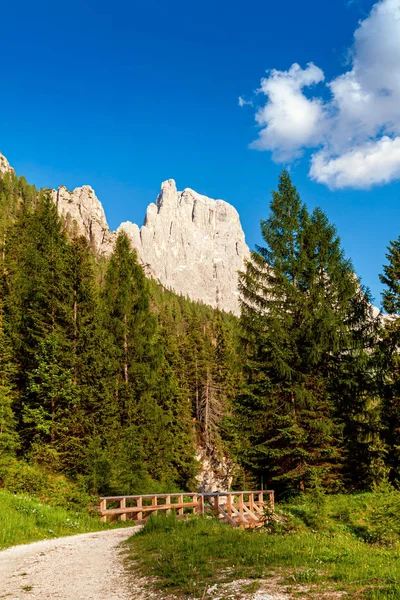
[0, 299, 18, 460]
[5, 192, 74, 457]
[238, 170, 376, 494]
[378, 236, 400, 482]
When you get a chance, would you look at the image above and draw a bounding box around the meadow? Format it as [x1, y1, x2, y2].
[126, 490, 400, 599]
[0, 489, 110, 549]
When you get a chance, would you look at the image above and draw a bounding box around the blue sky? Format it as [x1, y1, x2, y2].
[1, 0, 400, 307]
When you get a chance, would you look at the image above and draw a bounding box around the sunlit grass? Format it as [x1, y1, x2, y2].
[126, 492, 400, 599]
[0, 489, 110, 549]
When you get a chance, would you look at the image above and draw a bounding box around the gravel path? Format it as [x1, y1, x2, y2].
[0, 527, 141, 600]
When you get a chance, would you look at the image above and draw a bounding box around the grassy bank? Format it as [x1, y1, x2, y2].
[126, 491, 400, 599]
[0, 490, 110, 549]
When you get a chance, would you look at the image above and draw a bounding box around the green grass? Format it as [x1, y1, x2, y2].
[0, 489, 111, 549]
[125, 491, 400, 599]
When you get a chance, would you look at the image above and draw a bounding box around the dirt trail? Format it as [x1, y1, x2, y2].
[0, 528, 323, 600]
[0, 527, 140, 600]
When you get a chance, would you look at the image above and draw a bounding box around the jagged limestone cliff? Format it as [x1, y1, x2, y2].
[50, 176, 249, 315]
[50, 185, 115, 256]
[118, 179, 250, 314]
[0, 153, 13, 174]
[0, 152, 249, 315]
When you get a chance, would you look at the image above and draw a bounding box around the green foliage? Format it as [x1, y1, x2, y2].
[127, 493, 400, 598]
[0, 164, 399, 517]
[0, 458, 92, 508]
[237, 170, 378, 494]
[0, 489, 108, 549]
[0, 173, 233, 496]
[0, 299, 18, 460]
[379, 237, 400, 485]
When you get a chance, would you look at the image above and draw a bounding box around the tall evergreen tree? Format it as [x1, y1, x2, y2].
[238, 170, 377, 494]
[5, 192, 74, 457]
[0, 299, 18, 460]
[378, 236, 400, 482]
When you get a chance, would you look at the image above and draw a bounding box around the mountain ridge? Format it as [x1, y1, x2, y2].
[0, 152, 249, 315]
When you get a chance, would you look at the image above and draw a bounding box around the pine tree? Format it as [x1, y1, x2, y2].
[238, 170, 376, 494]
[0, 299, 18, 460]
[378, 236, 400, 482]
[5, 192, 74, 456]
[24, 333, 78, 468]
[62, 235, 104, 474]
[100, 232, 184, 489]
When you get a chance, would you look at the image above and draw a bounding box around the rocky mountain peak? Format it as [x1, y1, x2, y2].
[157, 179, 178, 209]
[0, 152, 249, 315]
[120, 179, 250, 315]
[50, 184, 115, 255]
[0, 152, 14, 174]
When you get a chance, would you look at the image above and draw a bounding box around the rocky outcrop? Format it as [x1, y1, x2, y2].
[50, 185, 116, 255]
[0, 152, 14, 174]
[0, 151, 250, 315]
[51, 179, 250, 315]
[119, 180, 250, 314]
[195, 448, 236, 493]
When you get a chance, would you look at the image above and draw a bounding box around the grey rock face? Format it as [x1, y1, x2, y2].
[195, 448, 236, 493]
[50, 185, 116, 256]
[0, 152, 14, 174]
[0, 151, 249, 315]
[119, 180, 250, 315]
[50, 179, 249, 314]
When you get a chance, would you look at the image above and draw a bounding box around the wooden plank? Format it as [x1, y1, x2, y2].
[249, 493, 254, 513]
[100, 499, 107, 523]
[269, 491, 275, 512]
[99, 491, 273, 502]
[230, 505, 248, 524]
[178, 495, 184, 517]
[238, 493, 244, 518]
[165, 495, 171, 515]
[137, 497, 142, 521]
[214, 495, 219, 517]
[99, 493, 198, 501]
[226, 493, 232, 519]
[120, 498, 126, 522]
[217, 506, 237, 527]
[101, 501, 198, 516]
[196, 494, 204, 516]
[151, 495, 158, 517]
[242, 504, 262, 522]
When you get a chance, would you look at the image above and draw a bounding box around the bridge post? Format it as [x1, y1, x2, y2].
[249, 492, 254, 513]
[197, 494, 204, 516]
[238, 493, 244, 518]
[120, 498, 126, 521]
[100, 498, 107, 523]
[151, 495, 158, 516]
[226, 493, 232, 518]
[213, 494, 219, 517]
[137, 497, 142, 521]
[178, 495, 184, 516]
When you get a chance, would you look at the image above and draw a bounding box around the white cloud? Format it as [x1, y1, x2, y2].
[249, 63, 325, 161]
[310, 137, 400, 189]
[238, 96, 253, 107]
[244, 0, 400, 189]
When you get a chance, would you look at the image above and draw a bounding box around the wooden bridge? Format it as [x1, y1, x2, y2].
[99, 490, 274, 528]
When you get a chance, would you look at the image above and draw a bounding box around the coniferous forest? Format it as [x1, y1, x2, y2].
[1, 167, 400, 500]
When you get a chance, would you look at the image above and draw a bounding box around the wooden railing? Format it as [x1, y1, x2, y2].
[99, 490, 274, 528]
